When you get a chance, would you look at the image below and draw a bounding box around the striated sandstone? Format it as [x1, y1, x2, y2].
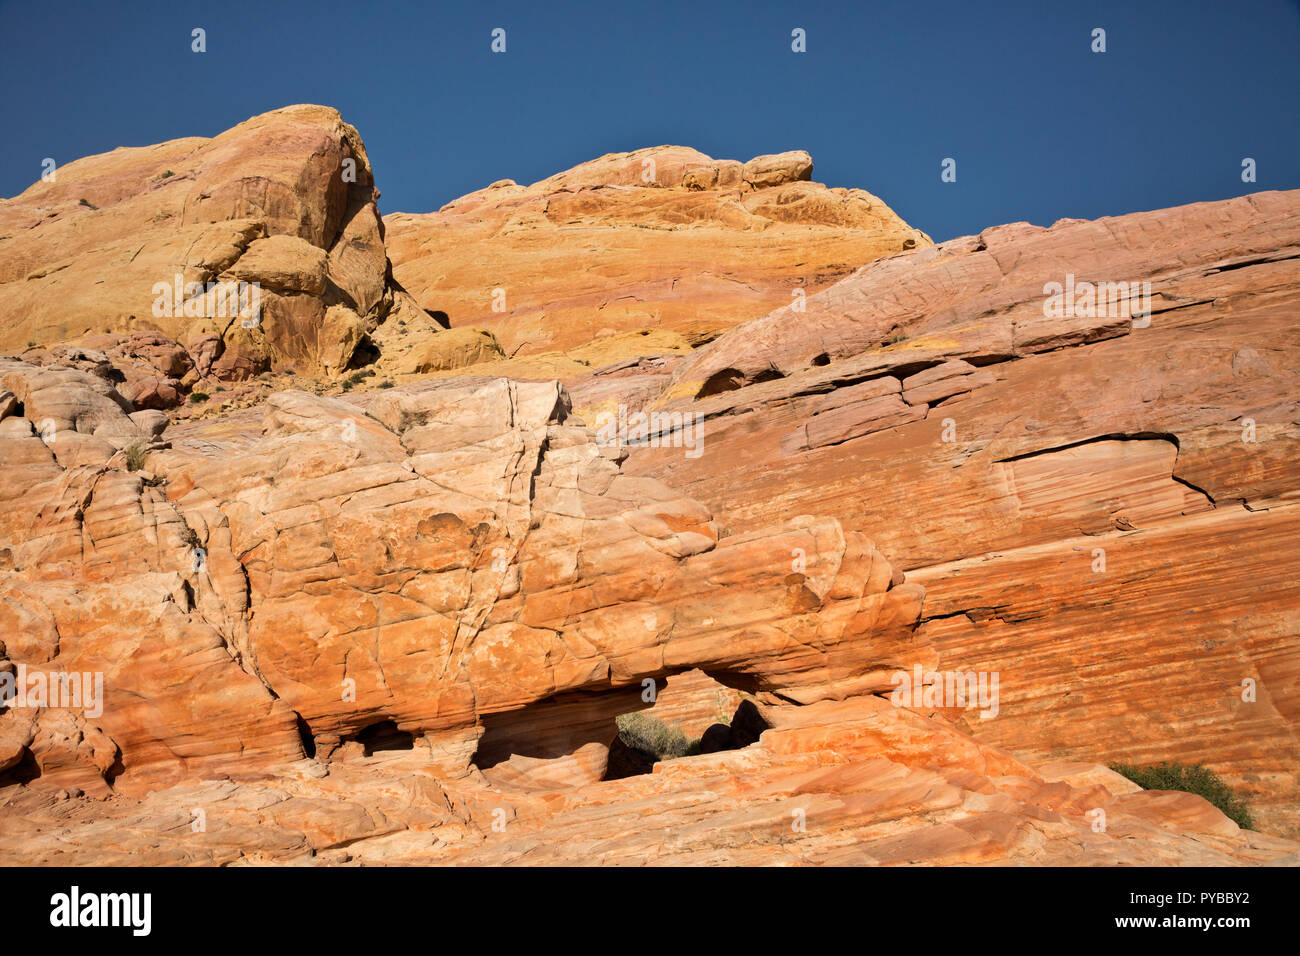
[1, 109, 1296, 866]
[1, 690, 1292, 866]
[627, 189, 1300, 836]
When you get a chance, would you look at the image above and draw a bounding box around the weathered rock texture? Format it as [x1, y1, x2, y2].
[381, 146, 930, 382]
[0, 105, 415, 385]
[0, 111, 1295, 866]
[4, 687, 1295, 865]
[0, 367, 919, 792]
[628, 189, 1300, 838]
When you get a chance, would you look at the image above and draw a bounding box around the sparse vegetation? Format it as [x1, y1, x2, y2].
[78, 198, 98, 210]
[180, 524, 202, 550]
[1110, 761, 1254, 829]
[189, 391, 210, 404]
[340, 369, 375, 392]
[123, 442, 148, 472]
[615, 712, 700, 760]
[377, 380, 395, 389]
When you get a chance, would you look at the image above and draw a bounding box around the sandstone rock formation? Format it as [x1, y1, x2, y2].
[0, 105, 418, 388]
[381, 145, 930, 382]
[1, 108, 1296, 867]
[627, 189, 1300, 837]
[4, 684, 1295, 865]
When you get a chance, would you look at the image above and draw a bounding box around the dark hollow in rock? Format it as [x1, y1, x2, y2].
[0, 749, 42, 787]
[699, 723, 734, 754]
[353, 720, 414, 756]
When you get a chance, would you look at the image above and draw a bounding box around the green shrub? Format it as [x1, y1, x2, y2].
[615, 712, 700, 760]
[1110, 761, 1254, 830]
[340, 370, 373, 392]
[189, 391, 209, 404]
[123, 442, 148, 472]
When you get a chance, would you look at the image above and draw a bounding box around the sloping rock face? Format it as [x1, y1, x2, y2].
[627, 189, 1300, 837]
[0, 360, 300, 795]
[0, 365, 921, 792]
[382, 146, 930, 378]
[4, 690, 1295, 865]
[0, 355, 1291, 865]
[0, 105, 412, 384]
[1, 352, 1285, 865]
[1, 109, 1295, 866]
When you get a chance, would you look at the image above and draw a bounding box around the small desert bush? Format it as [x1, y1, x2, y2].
[615, 712, 700, 760]
[123, 442, 148, 472]
[189, 391, 209, 404]
[1110, 761, 1253, 829]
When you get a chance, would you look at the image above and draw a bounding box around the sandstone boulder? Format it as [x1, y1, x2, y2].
[0, 105, 400, 379]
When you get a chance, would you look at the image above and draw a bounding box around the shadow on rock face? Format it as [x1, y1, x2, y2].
[354, 720, 415, 757]
[604, 737, 660, 780]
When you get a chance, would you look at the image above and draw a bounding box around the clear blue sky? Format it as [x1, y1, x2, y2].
[2, 0, 1297, 241]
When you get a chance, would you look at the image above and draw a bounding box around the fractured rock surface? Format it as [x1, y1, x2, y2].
[628, 189, 1300, 838]
[1, 109, 1296, 865]
[0, 105, 414, 385]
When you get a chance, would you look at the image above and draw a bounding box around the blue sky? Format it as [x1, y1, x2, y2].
[2, 0, 1298, 240]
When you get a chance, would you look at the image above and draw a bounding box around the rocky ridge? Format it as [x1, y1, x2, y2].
[0, 107, 1296, 865]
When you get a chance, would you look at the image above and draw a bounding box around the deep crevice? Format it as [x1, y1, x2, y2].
[995, 431, 1181, 464]
[294, 712, 317, 758]
[1170, 473, 1217, 507]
